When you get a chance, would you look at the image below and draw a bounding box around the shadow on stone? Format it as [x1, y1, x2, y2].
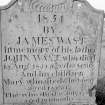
[95, 78, 105, 105]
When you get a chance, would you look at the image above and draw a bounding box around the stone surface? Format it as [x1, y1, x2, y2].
[99, 21, 105, 77]
[96, 20, 105, 105]
[0, 0, 104, 105]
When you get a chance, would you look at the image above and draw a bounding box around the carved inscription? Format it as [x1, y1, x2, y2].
[0, 0, 104, 105]
[30, 0, 70, 13]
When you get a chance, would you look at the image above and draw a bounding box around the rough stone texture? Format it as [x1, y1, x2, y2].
[96, 21, 105, 105]
[0, 0, 104, 105]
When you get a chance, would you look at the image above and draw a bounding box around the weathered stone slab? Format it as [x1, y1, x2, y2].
[96, 20, 105, 105]
[99, 21, 105, 77]
[0, 0, 104, 105]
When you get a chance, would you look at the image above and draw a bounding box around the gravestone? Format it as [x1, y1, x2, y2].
[96, 20, 105, 105]
[99, 21, 105, 78]
[0, 0, 104, 105]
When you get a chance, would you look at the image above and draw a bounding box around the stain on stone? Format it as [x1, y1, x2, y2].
[8, 18, 12, 23]
[95, 78, 105, 105]
[95, 91, 104, 105]
[14, 14, 18, 19]
[88, 85, 96, 97]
